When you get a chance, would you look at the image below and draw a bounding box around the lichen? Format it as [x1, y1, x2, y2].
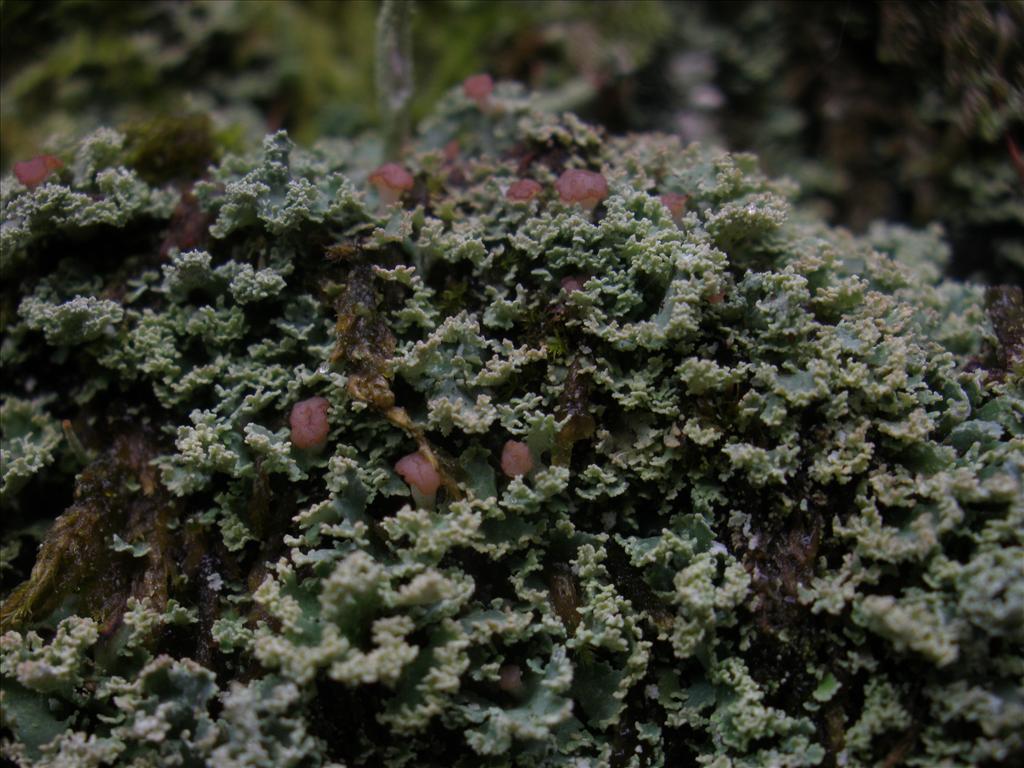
[1, 80, 1021, 767]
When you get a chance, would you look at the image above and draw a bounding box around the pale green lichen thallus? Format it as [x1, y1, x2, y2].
[0, 79, 1021, 767]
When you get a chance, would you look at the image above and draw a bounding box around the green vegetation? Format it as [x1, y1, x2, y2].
[1, 77, 1021, 766]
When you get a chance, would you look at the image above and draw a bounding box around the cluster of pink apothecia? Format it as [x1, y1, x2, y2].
[289, 395, 535, 502]
[367, 72, 611, 212]
[367, 159, 610, 211]
[368, 75, 691, 218]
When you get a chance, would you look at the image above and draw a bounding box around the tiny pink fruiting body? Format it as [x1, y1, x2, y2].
[14, 155, 62, 189]
[555, 169, 608, 210]
[290, 396, 330, 450]
[395, 451, 442, 497]
[560, 276, 586, 294]
[659, 192, 688, 225]
[499, 664, 523, 693]
[501, 440, 534, 478]
[506, 179, 542, 202]
[368, 163, 414, 206]
[463, 73, 494, 108]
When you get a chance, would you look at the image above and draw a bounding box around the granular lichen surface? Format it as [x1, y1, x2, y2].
[0, 83, 1021, 767]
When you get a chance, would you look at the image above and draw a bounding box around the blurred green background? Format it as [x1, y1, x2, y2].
[2, 0, 1021, 281]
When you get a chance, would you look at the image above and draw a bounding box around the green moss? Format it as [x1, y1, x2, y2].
[123, 114, 217, 185]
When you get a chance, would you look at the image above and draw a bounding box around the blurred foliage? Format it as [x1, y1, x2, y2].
[1, 0, 1021, 281]
[0, 0, 670, 162]
[0, 0, 379, 156]
[655, 0, 1024, 283]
